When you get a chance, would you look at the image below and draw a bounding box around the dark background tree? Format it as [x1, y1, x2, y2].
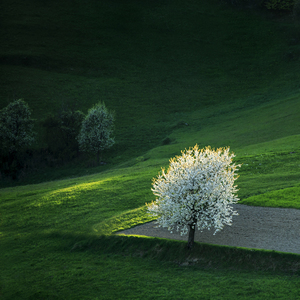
[41, 107, 85, 163]
[0, 99, 35, 178]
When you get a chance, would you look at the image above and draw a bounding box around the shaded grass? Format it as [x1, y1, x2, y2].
[80, 235, 300, 274]
[1, 232, 300, 299]
[1, 0, 300, 186]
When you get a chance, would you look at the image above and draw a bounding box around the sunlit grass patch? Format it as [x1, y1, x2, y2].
[93, 206, 156, 235]
[236, 134, 300, 156]
[241, 185, 300, 208]
[32, 178, 121, 207]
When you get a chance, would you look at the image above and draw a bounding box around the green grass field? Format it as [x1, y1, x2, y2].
[1, 0, 300, 298]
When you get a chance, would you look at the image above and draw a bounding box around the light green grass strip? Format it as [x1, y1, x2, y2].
[93, 206, 156, 235]
[241, 185, 300, 208]
[236, 134, 300, 156]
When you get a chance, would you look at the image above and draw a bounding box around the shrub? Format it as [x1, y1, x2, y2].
[223, 0, 295, 10]
[41, 108, 85, 161]
[264, 0, 295, 10]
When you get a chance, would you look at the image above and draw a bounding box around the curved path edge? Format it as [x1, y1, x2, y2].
[117, 204, 300, 254]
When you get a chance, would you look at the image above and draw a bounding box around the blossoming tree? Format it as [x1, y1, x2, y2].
[147, 145, 240, 249]
[77, 102, 114, 165]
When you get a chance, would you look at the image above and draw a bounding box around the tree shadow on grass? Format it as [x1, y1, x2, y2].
[43, 230, 300, 275]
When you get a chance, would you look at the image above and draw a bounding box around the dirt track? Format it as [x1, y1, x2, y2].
[117, 204, 300, 254]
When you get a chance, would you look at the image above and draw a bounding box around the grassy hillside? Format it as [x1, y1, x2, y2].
[1, 0, 300, 185]
[1, 0, 300, 298]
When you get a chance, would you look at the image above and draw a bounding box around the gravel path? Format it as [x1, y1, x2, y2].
[117, 204, 300, 254]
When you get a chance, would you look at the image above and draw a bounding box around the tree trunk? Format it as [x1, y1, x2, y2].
[187, 224, 195, 250]
[96, 150, 100, 165]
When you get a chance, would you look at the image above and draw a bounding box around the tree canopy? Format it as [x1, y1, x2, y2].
[77, 102, 115, 164]
[147, 145, 240, 249]
[0, 99, 35, 155]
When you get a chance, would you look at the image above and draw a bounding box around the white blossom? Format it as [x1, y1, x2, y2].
[147, 145, 240, 237]
[77, 102, 114, 163]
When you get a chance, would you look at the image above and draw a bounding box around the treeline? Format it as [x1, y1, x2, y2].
[225, 0, 299, 11]
[0, 99, 115, 180]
